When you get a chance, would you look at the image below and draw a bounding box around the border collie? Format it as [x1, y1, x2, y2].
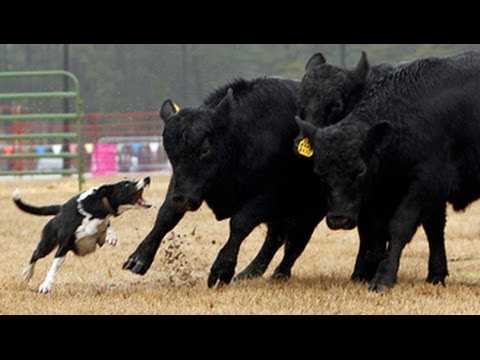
[13, 177, 151, 293]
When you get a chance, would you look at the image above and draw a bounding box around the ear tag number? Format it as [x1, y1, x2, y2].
[297, 138, 314, 158]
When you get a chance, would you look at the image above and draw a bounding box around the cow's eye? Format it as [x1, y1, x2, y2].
[199, 138, 211, 159]
[356, 167, 367, 180]
[327, 100, 343, 115]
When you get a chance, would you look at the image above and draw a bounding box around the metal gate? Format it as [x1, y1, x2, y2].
[0, 70, 84, 190]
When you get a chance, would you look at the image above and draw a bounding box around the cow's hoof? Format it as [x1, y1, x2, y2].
[426, 273, 447, 287]
[207, 273, 232, 288]
[351, 272, 369, 283]
[368, 280, 393, 293]
[122, 255, 152, 275]
[207, 271, 234, 288]
[271, 270, 291, 281]
[351, 262, 378, 283]
[207, 264, 234, 288]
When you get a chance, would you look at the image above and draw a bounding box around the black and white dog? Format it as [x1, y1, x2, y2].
[13, 177, 151, 293]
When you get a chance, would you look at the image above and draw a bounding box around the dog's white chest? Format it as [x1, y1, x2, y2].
[74, 218, 109, 256]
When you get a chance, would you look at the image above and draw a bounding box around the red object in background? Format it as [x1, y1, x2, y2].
[3, 145, 14, 155]
[0, 104, 23, 115]
[0, 110, 169, 173]
[0, 104, 26, 170]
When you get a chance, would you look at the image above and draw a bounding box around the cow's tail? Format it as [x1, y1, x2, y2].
[12, 189, 61, 216]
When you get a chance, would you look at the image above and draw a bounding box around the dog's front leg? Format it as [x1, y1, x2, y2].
[106, 225, 117, 246]
[38, 256, 66, 293]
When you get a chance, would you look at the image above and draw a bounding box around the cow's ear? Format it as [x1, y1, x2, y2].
[362, 121, 391, 160]
[160, 99, 180, 122]
[295, 116, 317, 140]
[353, 51, 369, 83]
[215, 88, 234, 117]
[305, 53, 326, 72]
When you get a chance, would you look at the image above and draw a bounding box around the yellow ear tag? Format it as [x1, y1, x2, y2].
[172, 102, 181, 113]
[297, 137, 314, 158]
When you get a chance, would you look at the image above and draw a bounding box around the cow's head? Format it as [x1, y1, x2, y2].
[299, 51, 369, 127]
[160, 89, 234, 212]
[295, 116, 391, 230]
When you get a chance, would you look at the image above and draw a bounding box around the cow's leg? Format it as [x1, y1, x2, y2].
[369, 184, 424, 292]
[208, 200, 272, 288]
[271, 218, 318, 280]
[351, 215, 388, 282]
[123, 177, 185, 275]
[234, 223, 287, 281]
[423, 203, 449, 286]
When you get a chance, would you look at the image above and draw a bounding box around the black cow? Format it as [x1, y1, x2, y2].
[237, 52, 398, 281]
[123, 77, 326, 287]
[235, 52, 394, 279]
[298, 51, 395, 128]
[297, 52, 400, 282]
[296, 51, 480, 292]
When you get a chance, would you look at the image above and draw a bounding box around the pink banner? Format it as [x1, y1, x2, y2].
[91, 143, 118, 176]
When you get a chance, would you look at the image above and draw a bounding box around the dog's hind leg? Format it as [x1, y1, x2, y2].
[23, 222, 58, 283]
[23, 245, 57, 282]
[22, 263, 36, 282]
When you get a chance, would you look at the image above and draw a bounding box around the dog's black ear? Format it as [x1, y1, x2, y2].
[95, 185, 109, 196]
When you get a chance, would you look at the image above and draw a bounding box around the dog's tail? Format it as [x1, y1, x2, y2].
[12, 189, 61, 216]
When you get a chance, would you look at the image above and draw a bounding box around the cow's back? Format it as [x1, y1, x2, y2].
[202, 77, 319, 219]
[352, 51, 480, 211]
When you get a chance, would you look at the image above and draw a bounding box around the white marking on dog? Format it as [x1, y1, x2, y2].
[12, 188, 21, 200]
[78, 186, 98, 202]
[37, 256, 66, 293]
[106, 227, 117, 246]
[22, 263, 35, 282]
[136, 178, 147, 190]
[76, 187, 98, 218]
[75, 217, 110, 256]
[74, 187, 114, 255]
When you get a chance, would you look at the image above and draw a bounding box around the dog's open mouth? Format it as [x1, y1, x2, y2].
[134, 189, 152, 208]
[134, 177, 152, 208]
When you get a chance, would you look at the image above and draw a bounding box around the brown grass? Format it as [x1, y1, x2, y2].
[1, 174, 480, 314]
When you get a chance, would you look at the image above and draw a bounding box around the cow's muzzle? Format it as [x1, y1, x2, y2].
[326, 214, 357, 230]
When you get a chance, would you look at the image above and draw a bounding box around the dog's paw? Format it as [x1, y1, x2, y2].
[37, 281, 52, 294]
[22, 264, 34, 282]
[106, 228, 118, 246]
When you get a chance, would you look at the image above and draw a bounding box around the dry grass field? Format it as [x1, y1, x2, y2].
[1, 173, 480, 315]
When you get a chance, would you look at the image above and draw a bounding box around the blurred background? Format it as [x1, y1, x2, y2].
[2, 44, 478, 111]
[1, 44, 478, 177]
